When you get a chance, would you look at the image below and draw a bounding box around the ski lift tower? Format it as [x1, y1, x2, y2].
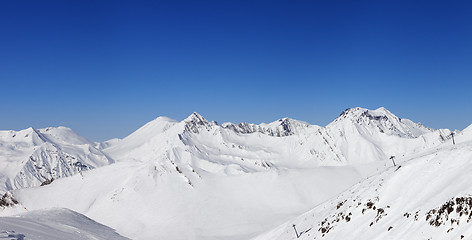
[390, 156, 396, 167]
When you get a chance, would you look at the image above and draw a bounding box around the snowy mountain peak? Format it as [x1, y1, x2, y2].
[331, 107, 431, 138]
[184, 112, 207, 123]
[183, 112, 215, 134]
[123, 116, 178, 139]
[335, 107, 397, 121]
[0, 127, 113, 192]
[268, 117, 313, 136]
[8, 127, 47, 144]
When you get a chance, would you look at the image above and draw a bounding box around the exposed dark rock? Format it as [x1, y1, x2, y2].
[0, 192, 18, 207]
[40, 178, 54, 186]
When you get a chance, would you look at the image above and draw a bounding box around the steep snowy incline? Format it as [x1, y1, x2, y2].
[0, 208, 129, 240]
[99, 116, 179, 160]
[253, 136, 472, 240]
[318, 107, 452, 164]
[0, 127, 113, 193]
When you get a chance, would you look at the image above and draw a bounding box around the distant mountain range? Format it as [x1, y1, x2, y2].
[0, 107, 454, 192]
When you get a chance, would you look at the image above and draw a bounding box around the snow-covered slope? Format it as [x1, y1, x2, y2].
[253, 136, 472, 240]
[0, 208, 129, 240]
[322, 107, 451, 164]
[10, 159, 376, 240]
[0, 127, 113, 193]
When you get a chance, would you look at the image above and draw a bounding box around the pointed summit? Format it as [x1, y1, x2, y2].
[184, 112, 207, 123]
[183, 112, 214, 134]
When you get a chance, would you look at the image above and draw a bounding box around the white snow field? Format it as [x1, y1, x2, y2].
[10, 160, 375, 240]
[0, 208, 129, 240]
[0, 107, 470, 239]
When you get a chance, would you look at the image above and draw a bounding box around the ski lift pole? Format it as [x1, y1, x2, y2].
[292, 224, 300, 238]
[390, 156, 396, 167]
[451, 132, 455, 145]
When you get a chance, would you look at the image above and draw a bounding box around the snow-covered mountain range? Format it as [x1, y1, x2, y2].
[101, 107, 452, 172]
[0, 127, 113, 193]
[0, 107, 470, 240]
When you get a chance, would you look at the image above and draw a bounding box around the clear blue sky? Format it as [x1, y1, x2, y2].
[1, 0, 471, 141]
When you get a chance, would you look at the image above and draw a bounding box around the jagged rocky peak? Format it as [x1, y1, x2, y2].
[222, 117, 312, 137]
[332, 107, 432, 138]
[273, 117, 312, 135]
[336, 107, 398, 122]
[183, 112, 216, 133]
[184, 112, 208, 123]
[334, 107, 403, 126]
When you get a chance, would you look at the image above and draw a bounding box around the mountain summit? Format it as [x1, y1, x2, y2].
[331, 107, 431, 138]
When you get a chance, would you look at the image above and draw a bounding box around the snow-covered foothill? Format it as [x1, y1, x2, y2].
[0, 208, 129, 240]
